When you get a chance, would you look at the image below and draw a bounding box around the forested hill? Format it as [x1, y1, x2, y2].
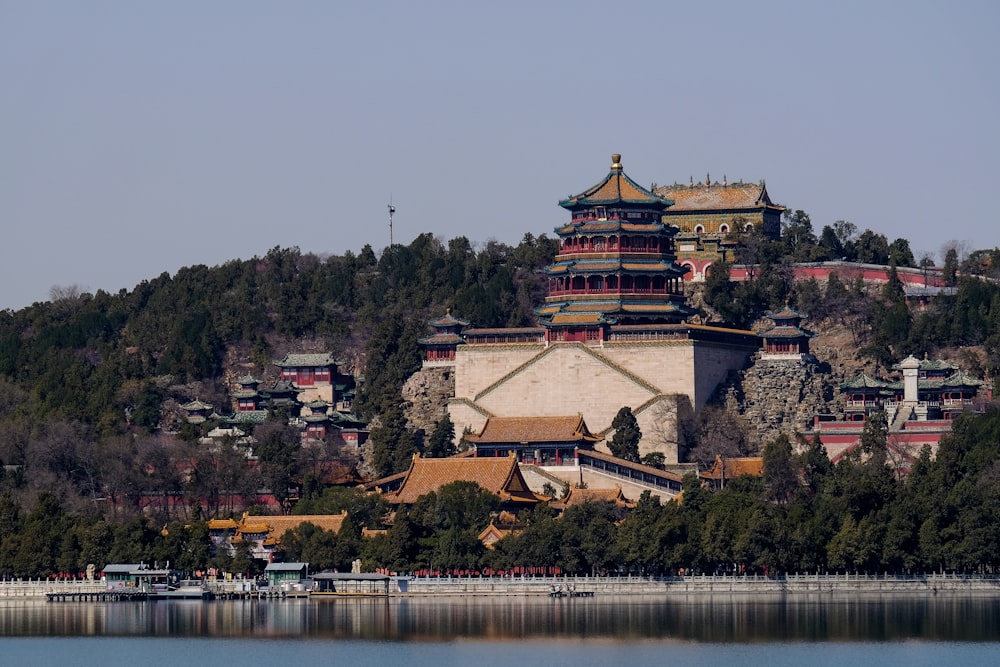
[0, 234, 558, 435]
[0, 225, 998, 484]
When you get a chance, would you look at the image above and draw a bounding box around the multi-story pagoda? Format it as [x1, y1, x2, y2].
[445, 154, 759, 466]
[538, 154, 695, 343]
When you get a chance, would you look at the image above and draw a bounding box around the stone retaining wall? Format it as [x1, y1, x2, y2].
[402, 573, 1000, 596]
[8, 574, 999, 599]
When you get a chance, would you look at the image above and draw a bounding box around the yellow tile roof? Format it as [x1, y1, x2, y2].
[656, 182, 773, 212]
[700, 456, 764, 480]
[389, 454, 544, 505]
[465, 415, 599, 444]
[560, 155, 669, 208]
[548, 313, 606, 324]
[237, 511, 348, 539]
[555, 485, 634, 508]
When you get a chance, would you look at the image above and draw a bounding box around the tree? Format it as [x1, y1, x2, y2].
[253, 423, 301, 511]
[426, 414, 456, 458]
[942, 247, 960, 287]
[888, 238, 916, 268]
[641, 452, 666, 470]
[762, 435, 797, 504]
[686, 405, 753, 467]
[854, 230, 890, 265]
[609, 407, 641, 462]
[781, 210, 816, 253]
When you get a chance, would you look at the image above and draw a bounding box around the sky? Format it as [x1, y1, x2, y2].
[2, 1, 998, 311]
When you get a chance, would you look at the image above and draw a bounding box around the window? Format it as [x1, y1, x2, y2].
[595, 206, 607, 219]
[695, 225, 705, 235]
[720, 224, 730, 234]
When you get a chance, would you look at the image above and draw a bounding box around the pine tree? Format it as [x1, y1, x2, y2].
[610, 407, 641, 462]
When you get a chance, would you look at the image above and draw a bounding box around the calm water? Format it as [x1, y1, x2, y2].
[2, 595, 999, 666]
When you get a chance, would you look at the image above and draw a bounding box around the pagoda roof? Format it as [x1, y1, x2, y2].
[765, 305, 805, 322]
[761, 325, 813, 339]
[305, 399, 331, 409]
[552, 485, 635, 509]
[303, 414, 330, 423]
[545, 258, 688, 277]
[329, 411, 367, 428]
[274, 353, 339, 368]
[619, 303, 690, 314]
[840, 373, 891, 390]
[429, 309, 469, 328]
[232, 390, 259, 399]
[180, 400, 213, 411]
[559, 154, 672, 211]
[920, 359, 960, 372]
[388, 454, 546, 505]
[891, 357, 959, 373]
[538, 298, 694, 323]
[655, 179, 783, 213]
[235, 374, 261, 386]
[916, 370, 984, 390]
[554, 220, 669, 236]
[547, 313, 612, 326]
[418, 333, 464, 346]
[478, 521, 515, 547]
[259, 380, 301, 395]
[227, 410, 269, 424]
[465, 415, 600, 445]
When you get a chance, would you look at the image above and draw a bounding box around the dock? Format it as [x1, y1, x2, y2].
[46, 590, 150, 602]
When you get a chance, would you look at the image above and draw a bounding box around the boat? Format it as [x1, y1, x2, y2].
[150, 581, 215, 600]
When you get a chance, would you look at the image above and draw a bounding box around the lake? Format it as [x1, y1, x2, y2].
[3, 594, 999, 666]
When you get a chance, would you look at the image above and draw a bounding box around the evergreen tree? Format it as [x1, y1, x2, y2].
[609, 407, 641, 462]
[426, 414, 456, 458]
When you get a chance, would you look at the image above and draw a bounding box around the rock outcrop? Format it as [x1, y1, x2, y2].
[401, 366, 455, 434]
[728, 354, 837, 446]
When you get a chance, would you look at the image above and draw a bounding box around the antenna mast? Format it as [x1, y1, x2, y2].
[388, 197, 396, 247]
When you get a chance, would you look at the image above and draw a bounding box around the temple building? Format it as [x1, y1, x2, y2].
[441, 155, 759, 465]
[179, 399, 215, 424]
[540, 153, 694, 341]
[419, 310, 469, 365]
[760, 306, 814, 360]
[386, 454, 548, 509]
[209, 511, 348, 561]
[808, 355, 986, 472]
[655, 176, 784, 281]
[699, 456, 764, 490]
[839, 356, 984, 423]
[272, 352, 360, 412]
[463, 415, 600, 466]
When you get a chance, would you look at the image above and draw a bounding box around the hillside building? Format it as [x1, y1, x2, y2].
[437, 155, 759, 465]
[808, 355, 986, 473]
[654, 176, 784, 281]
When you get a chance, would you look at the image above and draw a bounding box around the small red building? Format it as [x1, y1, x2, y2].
[760, 306, 813, 359]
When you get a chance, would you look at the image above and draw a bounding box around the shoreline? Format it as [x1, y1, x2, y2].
[4, 572, 1000, 599]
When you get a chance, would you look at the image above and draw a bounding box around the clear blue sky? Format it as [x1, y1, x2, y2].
[2, 1, 997, 310]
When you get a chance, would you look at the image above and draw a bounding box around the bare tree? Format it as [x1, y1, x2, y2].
[685, 405, 755, 468]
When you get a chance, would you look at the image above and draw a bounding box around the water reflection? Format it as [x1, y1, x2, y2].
[2, 594, 999, 642]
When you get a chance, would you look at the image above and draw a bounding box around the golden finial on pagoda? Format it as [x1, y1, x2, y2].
[611, 154, 622, 169]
